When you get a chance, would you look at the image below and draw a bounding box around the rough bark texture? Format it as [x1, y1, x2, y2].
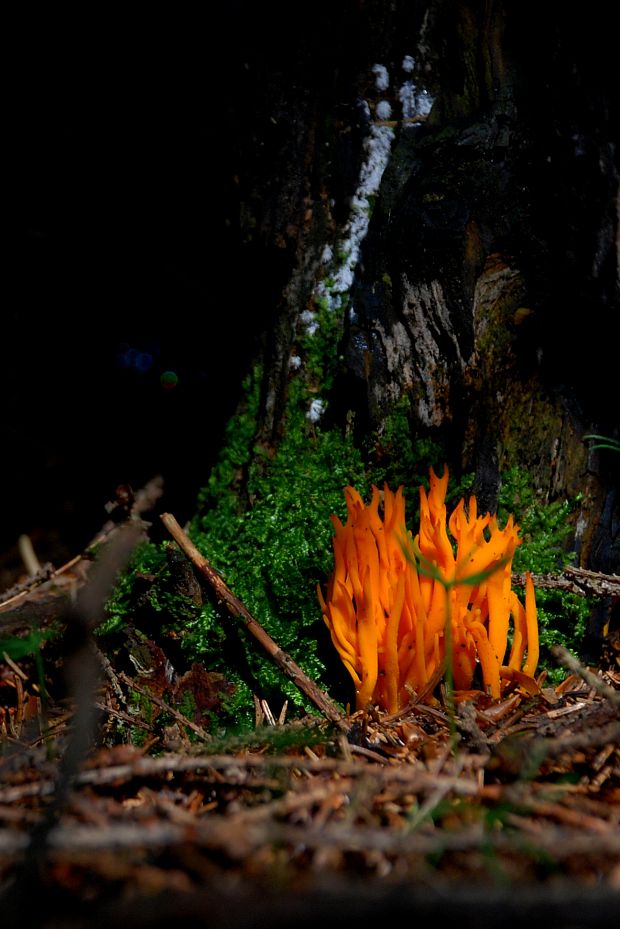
[347, 2, 619, 562]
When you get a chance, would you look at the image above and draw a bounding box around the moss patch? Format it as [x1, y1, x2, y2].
[187, 393, 368, 725]
[498, 466, 591, 683]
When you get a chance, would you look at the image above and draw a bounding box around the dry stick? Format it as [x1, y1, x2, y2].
[550, 645, 620, 708]
[160, 513, 350, 733]
[0, 476, 164, 613]
[116, 670, 212, 743]
[512, 566, 620, 598]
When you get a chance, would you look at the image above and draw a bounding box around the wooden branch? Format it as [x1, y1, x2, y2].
[0, 476, 164, 624]
[160, 513, 350, 733]
[563, 565, 620, 597]
[116, 671, 213, 743]
[513, 565, 620, 598]
[550, 645, 620, 707]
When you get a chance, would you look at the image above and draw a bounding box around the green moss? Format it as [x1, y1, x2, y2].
[299, 293, 347, 392]
[102, 409, 590, 727]
[99, 542, 169, 637]
[99, 539, 202, 641]
[202, 718, 333, 757]
[366, 393, 449, 498]
[175, 688, 195, 719]
[188, 397, 368, 726]
[497, 466, 591, 683]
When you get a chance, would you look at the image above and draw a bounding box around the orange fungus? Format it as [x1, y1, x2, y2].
[318, 467, 539, 713]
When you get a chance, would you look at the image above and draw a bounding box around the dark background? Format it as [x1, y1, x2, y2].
[8, 1, 417, 567]
[9, 5, 297, 562]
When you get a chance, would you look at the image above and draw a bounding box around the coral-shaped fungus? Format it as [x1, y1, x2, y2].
[317, 466, 538, 713]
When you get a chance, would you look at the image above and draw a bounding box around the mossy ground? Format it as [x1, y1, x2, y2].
[102, 366, 591, 730]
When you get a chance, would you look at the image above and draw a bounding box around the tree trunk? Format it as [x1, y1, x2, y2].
[227, 1, 619, 573]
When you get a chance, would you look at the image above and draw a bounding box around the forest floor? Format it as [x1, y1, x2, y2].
[0, 488, 619, 929]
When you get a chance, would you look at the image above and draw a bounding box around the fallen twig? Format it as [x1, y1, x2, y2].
[512, 566, 620, 598]
[117, 671, 213, 744]
[0, 476, 164, 619]
[551, 645, 620, 707]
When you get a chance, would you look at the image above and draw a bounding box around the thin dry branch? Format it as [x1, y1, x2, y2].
[116, 671, 213, 743]
[513, 565, 620, 597]
[0, 476, 164, 623]
[551, 645, 620, 707]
